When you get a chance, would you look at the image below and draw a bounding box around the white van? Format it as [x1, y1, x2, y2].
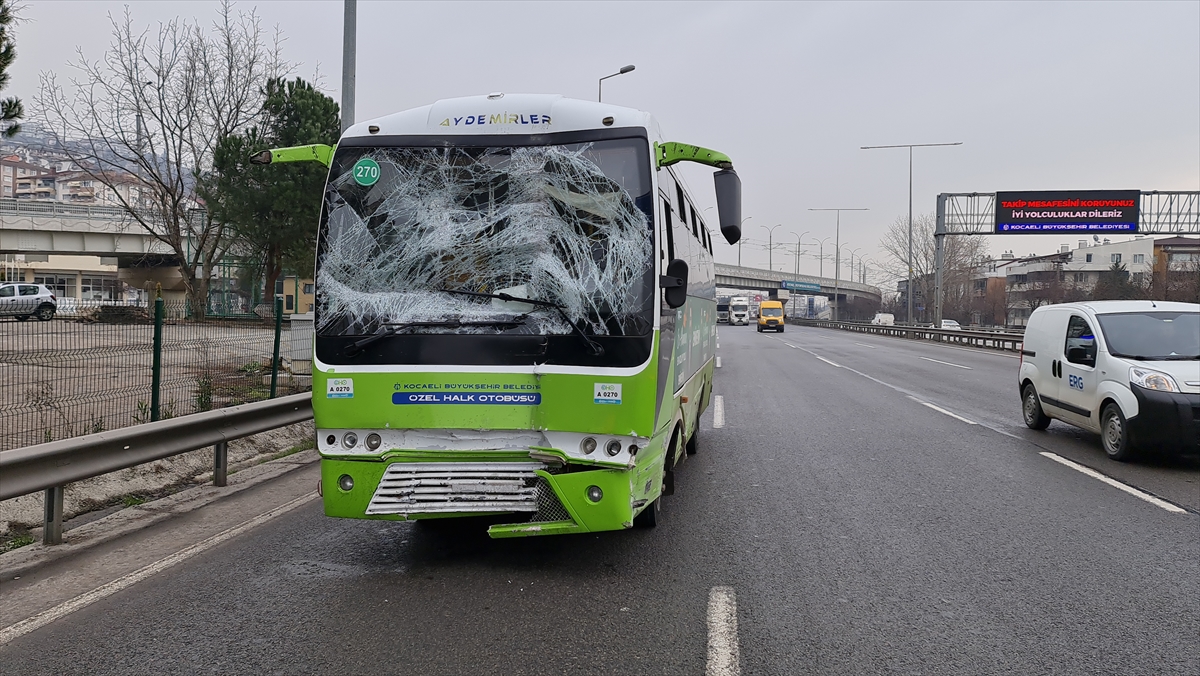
[1018, 300, 1199, 460]
[871, 313, 895, 326]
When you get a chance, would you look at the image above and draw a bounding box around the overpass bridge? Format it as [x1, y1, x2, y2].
[715, 263, 883, 309]
[0, 198, 176, 257]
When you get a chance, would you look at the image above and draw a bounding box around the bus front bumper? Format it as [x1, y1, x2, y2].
[320, 457, 638, 538]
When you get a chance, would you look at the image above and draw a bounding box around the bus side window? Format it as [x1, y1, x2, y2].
[676, 184, 687, 225]
[662, 197, 675, 261]
[690, 207, 699, 239]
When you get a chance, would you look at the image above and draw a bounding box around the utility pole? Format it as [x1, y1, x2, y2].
[341, 0, 357, 134]
[809, 208, 868, 321]
[861, 141, 961, 324]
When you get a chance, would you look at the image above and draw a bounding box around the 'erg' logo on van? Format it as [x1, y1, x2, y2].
[1068, 374, 1084, 391]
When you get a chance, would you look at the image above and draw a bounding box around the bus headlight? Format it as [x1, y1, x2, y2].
[365, 433, 382, 450]
[341, 432, 358, 449]
[580, 437, 597, 454]
[604, 439, 622, 456]
[1130, 367, 1179, 392]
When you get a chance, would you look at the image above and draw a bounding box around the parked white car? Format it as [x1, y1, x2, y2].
[1018, 300, 1200, 460]
[0, 283, 57, 321]
[939, 319, 962, 330]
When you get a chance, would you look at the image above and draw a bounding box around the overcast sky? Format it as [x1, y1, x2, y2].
[10, 1, 1199, 285]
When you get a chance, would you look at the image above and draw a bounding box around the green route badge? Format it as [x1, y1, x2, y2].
[352, 157, 380, 186]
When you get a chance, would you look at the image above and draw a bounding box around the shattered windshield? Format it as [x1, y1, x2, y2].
[317, 137, 654, 338]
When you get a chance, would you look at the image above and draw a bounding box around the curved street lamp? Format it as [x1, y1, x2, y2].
[735, 216, 754, 266]
[791, 230, 809, 276]
[598, 65, 635, 102]
[807, 236, 831, 279]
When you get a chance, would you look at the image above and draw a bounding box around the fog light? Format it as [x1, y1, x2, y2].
[365, 433, 382, 450]
[605, 439, 622, 456]
[580, 437, 597, 454]
[586, 485, 603, 502]
[326, 434, 336, 446]
[342, 432, 358, 449]
[337, 474, 354, 491]
[629, 444, 639, 455]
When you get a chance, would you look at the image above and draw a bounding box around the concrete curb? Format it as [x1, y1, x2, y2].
[0, 448, 320, 581]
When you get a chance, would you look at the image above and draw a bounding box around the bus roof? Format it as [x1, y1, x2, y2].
[342, 93, 659, 139]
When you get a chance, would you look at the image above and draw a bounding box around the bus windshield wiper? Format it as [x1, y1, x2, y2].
[438, 287, 604, 355]
[345, 317, 527, 355]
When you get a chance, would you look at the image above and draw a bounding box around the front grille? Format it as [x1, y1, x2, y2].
[532, 477, 572, 522]
[366, 462, 543, 515]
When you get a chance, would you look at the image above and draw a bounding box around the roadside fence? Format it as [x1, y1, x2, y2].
[0, 297, 313, 451]
[791, 318, 1025, 352]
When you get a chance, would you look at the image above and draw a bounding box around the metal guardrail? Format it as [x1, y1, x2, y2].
[0, 392, 314, 545]
[0, 197, 131, 220]
[794, 319, 1025, 352]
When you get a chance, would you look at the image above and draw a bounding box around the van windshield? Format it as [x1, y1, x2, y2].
[761, 307, 783, 317]
[1097, 311, 1200, 360]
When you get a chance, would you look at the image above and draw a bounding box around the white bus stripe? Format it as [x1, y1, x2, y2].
[706, 586, 740, 676]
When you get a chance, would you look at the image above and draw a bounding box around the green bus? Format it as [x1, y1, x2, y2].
[259, 93, 741, 537]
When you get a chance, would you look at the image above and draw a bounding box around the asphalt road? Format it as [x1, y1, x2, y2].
[2, 324, 1197, 675]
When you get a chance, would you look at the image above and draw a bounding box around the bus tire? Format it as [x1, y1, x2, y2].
[633, 493, 660, 528]
[685, 428, 698, 456]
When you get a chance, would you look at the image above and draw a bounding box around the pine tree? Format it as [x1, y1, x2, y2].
[0, 0, 24, 137]
[201, 78, 340, 301]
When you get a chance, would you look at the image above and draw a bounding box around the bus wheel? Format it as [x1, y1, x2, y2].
[634, 491, 660, 528]
[686, 428, 698, 456]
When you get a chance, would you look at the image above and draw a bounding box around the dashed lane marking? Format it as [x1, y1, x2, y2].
[0, 492, 318, 646]
[712, 395, 725, 428]
[706, 586, 740, 676]
[815, 355, 841, 368]
[716, 356, 722, 368]
[854, 342, 877, 349]
[1039, 452, 1187, 514]
[919, 356, 972, 370]
[917, 400, 978, 425]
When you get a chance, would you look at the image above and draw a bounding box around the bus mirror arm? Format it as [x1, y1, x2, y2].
[662, 259, 689, 309]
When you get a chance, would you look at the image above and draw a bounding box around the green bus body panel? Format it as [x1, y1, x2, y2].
[655, 141, 733, 170]
[267, 144, 334, 167]
[313, 341, 659, 438]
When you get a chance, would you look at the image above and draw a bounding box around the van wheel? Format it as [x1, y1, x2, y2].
[1101, 403, 1135, 461]
[778, 326, 785, 333]
[756, 326, 762, 333]
[1021, 384, 1051, 430]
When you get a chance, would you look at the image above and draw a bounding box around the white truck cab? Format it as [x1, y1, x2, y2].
[729, 296, 750, 326]
[1018, 300, 1199, 460]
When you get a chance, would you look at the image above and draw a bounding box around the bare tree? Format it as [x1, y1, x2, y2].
[878, 213, 988, 322]
[35, 2, 286, 317]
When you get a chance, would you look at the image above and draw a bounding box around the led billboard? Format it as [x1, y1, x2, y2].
[994, 190, 1140, 233]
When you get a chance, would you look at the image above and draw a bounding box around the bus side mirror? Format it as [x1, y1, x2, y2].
[714, 169, 741, 245]
[662, 258, 689, 309]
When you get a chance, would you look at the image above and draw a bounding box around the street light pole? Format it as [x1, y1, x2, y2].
[341, 0, 357, 134]
[809, 208, 868, 321]
[792, 230, 809, 276]
[808, 236, 830, 279]
[760, 224, 783, 271]
[737, 216, 753, 266]
[861, 141, 961, 324]
[598, 65, 635, 102]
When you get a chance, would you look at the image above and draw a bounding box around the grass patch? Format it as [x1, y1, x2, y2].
[120, 494, 148, 507]
[229, 437, 317, 476]
[0, 532, 36, 553]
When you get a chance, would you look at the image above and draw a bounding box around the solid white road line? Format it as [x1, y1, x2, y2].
[0, 492, 318, 646]
[1039, 452, 1187, 514]
[716, 356, 722, 368]
[854, 342, 877, 349]
[713, 395, 725, 429]
[918, 356, 972, 370]
[815, 355, 841, 368]
[706, 586, 741, 676]
[919, 401, 978, 425]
